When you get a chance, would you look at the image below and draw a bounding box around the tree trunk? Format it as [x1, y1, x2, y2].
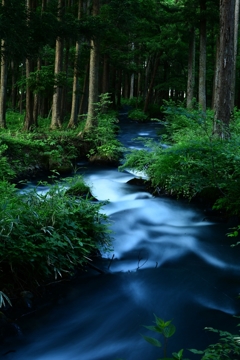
[231, 0, 239, 109]
[23, 0, 35, 131]
[0, 39, 7, 128]
[198, 0, 207, 112]
[213, 0, 235, 137]
[187, 27, 196, 109]
[79, 63, 89, 116]
[24, 58, 34, 130]
[33, 58, 41, 127]
[102, 53, 109, 94]
[144, 53, 160, 113]
[68, 0, 82, 128]
[83, 0, 100, 131]
[11, 61, 17, 111]
[51, 0, 64, 129]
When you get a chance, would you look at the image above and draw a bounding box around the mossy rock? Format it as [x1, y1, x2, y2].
[66, 178, 95, 199]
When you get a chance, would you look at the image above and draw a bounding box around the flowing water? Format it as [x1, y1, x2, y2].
[1, 113, 240, 360]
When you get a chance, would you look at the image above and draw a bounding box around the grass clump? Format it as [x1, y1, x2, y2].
[0, 179, 111, 296]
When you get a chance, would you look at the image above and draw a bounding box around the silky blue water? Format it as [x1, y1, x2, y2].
[1, 115, 240, 360]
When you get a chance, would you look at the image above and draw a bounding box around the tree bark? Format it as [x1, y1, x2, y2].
[0, 39, 7, 128]
[23, 0, 35, 131]
[84, 0, 100, 131]
[51, 0, 64, 129]
[144, 53, 160, 113]
[231, 0, 239, 109]
[68, 0, 82, 128]
[213, 0, 235, 137]
[198, 0, 207, 112]
[187, 27, 196, 109]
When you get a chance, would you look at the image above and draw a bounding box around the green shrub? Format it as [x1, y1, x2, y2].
[0, 180, 111, 294]
[83, 94, 123, 162]
[120, 102, 240, 217]
[0, 142, 15, 180]
[142, 314, 240, 360]
[65, 175, 91, 197]
[128, 108, 148, 122]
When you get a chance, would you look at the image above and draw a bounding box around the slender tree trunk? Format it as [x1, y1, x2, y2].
[198, 0, 207, 111]
[68, 0, 82, 128]
[102, 53, 109, 94]
[123, 72, 129, 99]
[0, 0, 7, 128]
[144, 53, 160, 113]
[187, 27, 196, 109]
[23, 0, 35, 131]
[51, 0, 64, 129]
[83, 0, 100, 131]
[79, 63, 89, 116]
[0, 39, 7, 128]
[213, 0, 235, 137]
[11, 61, 17, 111]
[231, 0, 239, 109]
[24, 58, 34, 130]
[33, 58, 41, 126]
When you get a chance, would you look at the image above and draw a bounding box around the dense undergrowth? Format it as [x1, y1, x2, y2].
[120, 101, 240, 220]
[0, 178, 111, 296]
[0, 98, 121, 312]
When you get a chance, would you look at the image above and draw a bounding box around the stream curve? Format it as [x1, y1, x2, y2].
[1, 113, 240, 360]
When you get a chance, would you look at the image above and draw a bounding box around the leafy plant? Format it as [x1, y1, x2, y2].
[0, 179, 112, 294]
[142, 314, 188, 360]
[189, 326, 240, 359]
[142, 314, 240, 360]
[128, 108, 148, 122]
[83, 94, 123, 162]
[120, 102, 240, 218]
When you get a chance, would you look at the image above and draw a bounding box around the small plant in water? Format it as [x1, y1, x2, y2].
[142, 315, 188, 360]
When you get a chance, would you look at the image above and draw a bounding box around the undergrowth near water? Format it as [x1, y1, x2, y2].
[119, 102, 240, 220]
[0, 178, 111, 296]
[141, 314, 240, 360]
[81, 94, 123, 162]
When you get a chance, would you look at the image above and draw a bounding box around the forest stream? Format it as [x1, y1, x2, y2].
[1, 111, 240, 360]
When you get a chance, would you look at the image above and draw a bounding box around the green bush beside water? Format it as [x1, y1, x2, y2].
[120, 102, 240, 218]
[0, 179, 111, 295]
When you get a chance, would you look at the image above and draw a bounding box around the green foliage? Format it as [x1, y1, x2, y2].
[0, 141, 15, 181]
[128, 108, 148, 122]
[0, 179, 111, 293]
[142, 315, 188, 360]
[65, 175, 91, 197]
[189, 326, 240, 359]
[142, 314, 240, 360]
[84, 94, 123, 162]
[121, 97, 144, 109]
[120, 102, 240, 217]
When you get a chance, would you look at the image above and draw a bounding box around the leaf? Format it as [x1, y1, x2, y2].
[188, 349, 204, 354]
[0, 291, 12, 308]
[143, 325, 163, 333]
[141, 335, 162, 347]
[163, 324, 176, 338]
